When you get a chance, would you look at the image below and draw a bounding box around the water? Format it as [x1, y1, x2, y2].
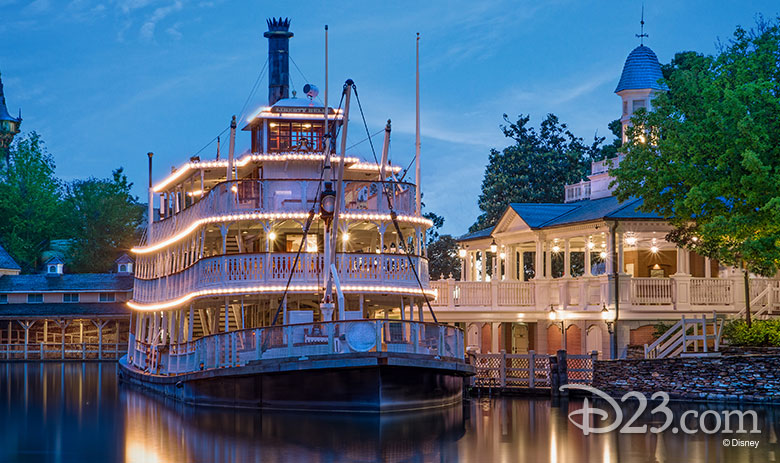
[0, 362, 778, 462]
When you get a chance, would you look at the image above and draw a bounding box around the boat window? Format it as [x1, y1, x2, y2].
[268, 121, 324, 152]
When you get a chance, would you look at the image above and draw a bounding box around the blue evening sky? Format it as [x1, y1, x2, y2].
[0, 1, 776, 235]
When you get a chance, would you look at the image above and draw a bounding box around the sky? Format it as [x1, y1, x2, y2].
[0, 0, 777, 235]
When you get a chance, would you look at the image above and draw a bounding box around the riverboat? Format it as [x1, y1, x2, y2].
[118, 17, 472, 412]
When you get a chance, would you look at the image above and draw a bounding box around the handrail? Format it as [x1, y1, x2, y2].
[132, 252, 430, 305]
[127, 319, 465, 376]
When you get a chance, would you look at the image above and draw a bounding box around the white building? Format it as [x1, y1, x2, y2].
[435, 43, 780, 358]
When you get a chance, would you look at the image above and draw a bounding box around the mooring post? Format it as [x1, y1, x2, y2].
[529, 350, 536, 389]
[557, 349, 568, 397]
[549, 354, 559, 397]
[499, 350, 507, 388]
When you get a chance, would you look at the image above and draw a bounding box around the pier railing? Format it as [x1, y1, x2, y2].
[133, 252, 429, 304]
[0, 342, 125, 360]
[128, 319, 463, 376]
[147, 179, 418, 246]
[471, 350, 597, 389]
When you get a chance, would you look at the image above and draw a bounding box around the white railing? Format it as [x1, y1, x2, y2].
[133, 252, 429, 304]
[591, 153, 625, 175]
[148, 179, 418, 247]
[0, 342, 125, 360]
[690, 278, 733, 305]
[644, 313, 723, 359]
[128, 319, 464, 376]
[631, 278, 673, 305]
[471, 351, 597, 388]
[564, 181, 591, 203]
[497, 282, 535, 306]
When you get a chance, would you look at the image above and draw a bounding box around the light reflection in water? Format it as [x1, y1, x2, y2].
[1, 362, 778, 462]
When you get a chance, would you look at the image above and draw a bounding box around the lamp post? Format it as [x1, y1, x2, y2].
[548, 305, 566, 351]
[601, 304, 616, 359]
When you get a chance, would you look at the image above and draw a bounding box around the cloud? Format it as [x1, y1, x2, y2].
[139, 0, 182, 40]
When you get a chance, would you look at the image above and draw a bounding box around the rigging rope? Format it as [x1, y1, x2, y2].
[350, 83, 439, 324]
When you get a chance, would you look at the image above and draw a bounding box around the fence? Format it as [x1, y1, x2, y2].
[471, 350, 597, 390]
[0, 342, 125, 360]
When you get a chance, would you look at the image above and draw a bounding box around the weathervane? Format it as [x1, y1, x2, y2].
[636, 4, 649, 45]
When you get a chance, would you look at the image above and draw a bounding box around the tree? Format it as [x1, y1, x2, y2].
[470, 114, 601, 232]
[423, 212, 461, 280]
[0, 133, 65, 272]
[64, 168, 144, 273]
[612, 18, 780, 326]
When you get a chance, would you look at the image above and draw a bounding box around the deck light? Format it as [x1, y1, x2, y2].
[548, 306, 557, 320]
[602, 304, 615, 332]
[650, 245, 659, 253]
[552, 245, 561, 253]
[490, 240, 497, 253]
[458, 248, 467, 258]
[342, 233, 350, 242]
[599, 251, 607, 259]
[587, 241, 595, 250]
[625, 236, 638, 246]
[499, 252, 506, 260]
[268, 231, 277, 240]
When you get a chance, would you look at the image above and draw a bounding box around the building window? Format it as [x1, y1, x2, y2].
[632, 99, 646, 113]
[0, 294, 7, 304]
[119, 264, 127, 272]
[63, 293, 79, 303]
[623, 101, 628, 115]
[99, 293, 115, 302]
[27, 294, 43, 303]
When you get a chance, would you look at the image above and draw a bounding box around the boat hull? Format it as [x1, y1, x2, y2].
[118, 352, 473, 412]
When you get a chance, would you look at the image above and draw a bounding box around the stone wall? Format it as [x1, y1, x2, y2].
[593, 355, 780, 404]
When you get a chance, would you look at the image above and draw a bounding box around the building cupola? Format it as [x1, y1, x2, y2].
[0, 71, 22, 162]
[615, 14, 668, 141]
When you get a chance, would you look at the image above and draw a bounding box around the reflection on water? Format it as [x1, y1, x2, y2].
[1, 362, 778, 462]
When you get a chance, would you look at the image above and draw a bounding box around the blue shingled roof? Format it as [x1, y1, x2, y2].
[0, 244, 20, 271]
[458, 197, 664, 242]
[0, 303, 131, 318]
[0, 273, 133, 292]
[457, 226, 494, 242]
[509, 203, 581, 228]
[615, 45, 668, 93]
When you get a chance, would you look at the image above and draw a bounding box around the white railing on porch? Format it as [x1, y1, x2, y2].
[127, 319, 463, 376]
[690, 278, 733, 305]
[430, 280, 535, 308]
[134, 252, 429, 304]
[631, 278, 673, 305]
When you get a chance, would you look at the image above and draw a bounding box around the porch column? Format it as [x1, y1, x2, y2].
[617, 232, 625, 274]
[563, 239, 571, 278]
[675, 247, 689, 275]
[704, 257, 712, 278]
[462, 252, 470, 281]
[584, 242, 592, 277]
[544, 241, 552, 279]
[534, 240, 544, 280]
[187, 305, 194, 342]
[606, 231, 615, 274]
[518, 248, 525, 281]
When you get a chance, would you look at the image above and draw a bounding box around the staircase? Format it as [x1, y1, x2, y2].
[644, 313, 724, 359]
[737, 281, 780, 320]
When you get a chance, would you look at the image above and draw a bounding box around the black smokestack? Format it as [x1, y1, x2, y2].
[264, 17, 293, 106]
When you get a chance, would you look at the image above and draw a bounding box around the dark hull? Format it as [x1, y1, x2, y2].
[118, 352, 473, 412]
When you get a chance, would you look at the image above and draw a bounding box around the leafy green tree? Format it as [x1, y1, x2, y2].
[64, 168, 144, 273]
[470, 114, 601, 232]
[428, 234, 461, 280]
[0, 133, 65, 272]
[613, 19, 780, 326]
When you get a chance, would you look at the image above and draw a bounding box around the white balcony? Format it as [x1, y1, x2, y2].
[133, 252, 430, 306]
[430, 276, 780, 317]
[146, 179, 418, 246]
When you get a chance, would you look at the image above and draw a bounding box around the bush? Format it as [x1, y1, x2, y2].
[722, 319, 780, 347]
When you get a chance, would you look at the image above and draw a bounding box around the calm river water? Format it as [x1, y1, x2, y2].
[0, 362, 778, 462]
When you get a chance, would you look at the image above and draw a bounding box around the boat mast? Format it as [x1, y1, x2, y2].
[329, 80, 352, 321]
[320, 25, 335, 321]
[415, 32, 421, 216]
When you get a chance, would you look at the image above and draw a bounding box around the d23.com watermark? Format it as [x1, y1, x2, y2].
[560, 384, 762, 440]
